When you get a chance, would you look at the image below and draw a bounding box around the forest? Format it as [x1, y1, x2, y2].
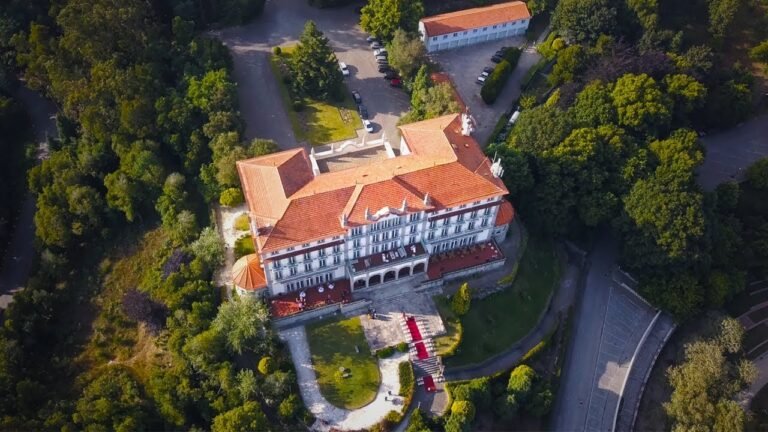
[0, 0, 309, 430]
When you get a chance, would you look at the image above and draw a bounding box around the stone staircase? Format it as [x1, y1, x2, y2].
[399, 313, 445, 387]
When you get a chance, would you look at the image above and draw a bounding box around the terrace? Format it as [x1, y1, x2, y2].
[427, 240, 505, 280]
[269, 279, 352, 318]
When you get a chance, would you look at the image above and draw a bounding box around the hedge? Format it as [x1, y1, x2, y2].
[480, 47, 522, 105]
[481, 60, 512, 104]
[440, 318, 464, 358]
[377, 346, 395, 358]
[396, 341, 409, 352]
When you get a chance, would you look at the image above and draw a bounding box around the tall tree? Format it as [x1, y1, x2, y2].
[611, 73, 671, 135]
[552, 0, 619, 45]
[386, 29, 427, 81]
[360, 0, 424, 41]
[291, 21, 344, 101]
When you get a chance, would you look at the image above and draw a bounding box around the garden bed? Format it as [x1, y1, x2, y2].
[269, 46, 361, 145]
[306, 316, 381, 409]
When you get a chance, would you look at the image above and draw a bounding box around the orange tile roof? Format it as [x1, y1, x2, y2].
[238, 114, 509, 253]
[421, 1, 531, 37]
[495, 200, 515, 226]
[232, 254, 267, 291]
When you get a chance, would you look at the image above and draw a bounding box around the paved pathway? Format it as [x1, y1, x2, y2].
[280, 325, 407, 431]
[444, 248, 581, 381]
[697, 113, 768, 191]
[0, 87, 55, 310]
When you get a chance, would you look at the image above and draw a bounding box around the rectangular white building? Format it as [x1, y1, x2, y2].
[419, 1, 531, 52]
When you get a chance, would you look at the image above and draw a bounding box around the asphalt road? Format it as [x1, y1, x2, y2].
[552, 112, 768, 431]
[214, 0, 408, 150]
[551, 234, 618, 431]
[697, 112, 768, 191]
[0, 87, 55, 310]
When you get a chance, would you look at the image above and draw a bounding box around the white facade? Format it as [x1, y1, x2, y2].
[259, 196, 505, 296]
[419, 18, 530, 52]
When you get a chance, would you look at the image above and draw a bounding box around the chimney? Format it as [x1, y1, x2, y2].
[491, 156, 505, 179]
[340, 212, 348, 227]
[461, 113, 474, 136]
[365, 207, 370, 220]
[401, 197, 407, 212]
[423, 193, 431, 206]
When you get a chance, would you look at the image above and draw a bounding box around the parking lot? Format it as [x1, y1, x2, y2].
[431, 37, 542, 145]
[215, 0, 408, 150]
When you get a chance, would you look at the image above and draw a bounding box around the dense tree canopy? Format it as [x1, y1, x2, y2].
[360, 0, 424, 41]
[290, 21, 344, 101]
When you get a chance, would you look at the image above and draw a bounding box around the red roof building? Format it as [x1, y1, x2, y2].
[236, 114, 516, 299]
[419, 1, 531, 52]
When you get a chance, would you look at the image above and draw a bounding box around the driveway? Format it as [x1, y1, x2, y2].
[214, 0, 408, 150]
[697, 112, 768, 191]
[430, 31, 546, 146]
[0, 87, 55, 309]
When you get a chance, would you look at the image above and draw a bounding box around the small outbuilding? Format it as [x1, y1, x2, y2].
[419, 1, 531, 52]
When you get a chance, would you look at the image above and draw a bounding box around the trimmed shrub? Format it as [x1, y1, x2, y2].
[501, 47, 522, 66]
[508, 364, 536, 403]
[234, 213, 250, 231]
[396, 341, 409, 352]
[399, 361, 415, 399]
[258, 356, 275, 375]
[451, 377, 491, 409]
[481, 60, 513, 104]
[377, 346, 395, 358]
[440, 318, 464, 358]
[273, 46, 282, 55]
[219, 187, 244, 207]
[452, 283, 471, 316]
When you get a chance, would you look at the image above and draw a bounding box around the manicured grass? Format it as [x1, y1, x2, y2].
[269, 46, 361, 145]
[234, 235, 255, 259]
[233, 213, 250, 232]
[442, 237, 560, 367]
[433, 296, 462, 357]
[306, 316, 381, 409]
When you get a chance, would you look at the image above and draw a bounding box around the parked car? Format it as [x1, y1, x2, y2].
[351, 90, 362, 104]
[383, 71, 399, 80]
[375, 54, 388, 61]
[491, 55, 502, 63]
[390, 78, 402, 87]
[358, 104, 369, 119]
[370, 41, 382, 49]
[374, 48, 387, 56]
[339, 62, 349, 76]
[483, 66, 495, 74]
[476, 75, 487, 84]
[363, 119, 374, 133]
[366, 35, 378, 43]
[479, 71, 490, 78]
[377, 64, 390, 73]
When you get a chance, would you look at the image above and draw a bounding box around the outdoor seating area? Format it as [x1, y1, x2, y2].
[269, 280, 352, 318]
[426, 240, 505, 280]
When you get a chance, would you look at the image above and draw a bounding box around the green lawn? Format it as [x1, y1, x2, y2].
[433, 296, 462, 356]
[442, 237, 560, 367]
[234, 234, 255, 259]
[306, 316, 381, 409]
[269, 46, 361, 145]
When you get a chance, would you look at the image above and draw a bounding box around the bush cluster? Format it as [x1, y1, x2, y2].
[376, 346, 395, 358]
[396, 341, 409, 352]
[219, 187, 244, 207]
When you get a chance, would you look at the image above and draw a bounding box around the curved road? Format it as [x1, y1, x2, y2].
[0, 87, 55, 309]
[552, 112, 768, 431]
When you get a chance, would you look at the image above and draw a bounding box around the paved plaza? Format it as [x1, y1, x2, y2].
[280, 326, 407, 431]
[359, 287, 447, 351]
